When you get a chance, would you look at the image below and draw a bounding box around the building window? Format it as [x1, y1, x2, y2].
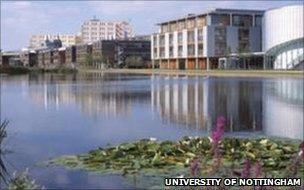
[169, 47, 174, 57]
[187, 18, 195, 29]
[153, 48, 158, 57]
[159, 35, 165, 46]
[188, 30, 195, 44]
[161, 24, 169, 33]
[188, 44, 195, 56]
[178, 32, 183, 44]
[233, 15, 252, 27]
[169, 34, 173, 46]
[171, 23, 177, 31]
[198, 44, 204, 56]
[160, 47, 165, 58]
[197, 16, 206, 28]
[238, 28, 250, 52]
[178, 20, 186, 30]
[178, 46, 183, 57]
[211, 14, 230, 26]
[254, 15, 262, 26]
[153, 36, 157, 46]
[198, 29, 203, 42]
[214, 27, 227, 56]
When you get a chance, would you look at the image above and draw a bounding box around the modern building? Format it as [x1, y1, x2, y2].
[29, 34, 78, 49]
[151, 8, 264, 70]
[80, 18, 135, 43]
[83, 40, 151, 68]
[263, 5, 304, 69]
[115, 40, 151, 68]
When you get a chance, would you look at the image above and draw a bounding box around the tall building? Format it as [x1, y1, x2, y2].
[29, 34, 78, 49]
[80, 18, 135, 43]
[151, 8, 264, 70]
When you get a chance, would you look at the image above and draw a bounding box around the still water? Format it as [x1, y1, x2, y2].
[1, 73, 303, 188]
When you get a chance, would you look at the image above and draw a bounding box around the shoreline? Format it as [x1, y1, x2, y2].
[79, 68, 304, 78]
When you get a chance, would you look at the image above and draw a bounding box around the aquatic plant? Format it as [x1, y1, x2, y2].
[210, 116, 226, 170]
[189, 159, 201, 177]
[49, 136, 302, 182]
[8, 169, 43, 190]
[253, 160, 263, 178]
[240, 159, 251, 178]
[286, 141, 304, 177]
[0, 120, 9, 184]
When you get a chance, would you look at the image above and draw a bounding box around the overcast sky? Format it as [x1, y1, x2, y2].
[1, 1, 302, 51]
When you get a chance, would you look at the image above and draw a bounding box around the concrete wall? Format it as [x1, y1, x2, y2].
[263, 5, 304, 51]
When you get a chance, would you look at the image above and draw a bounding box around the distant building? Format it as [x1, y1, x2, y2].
[80, 18, 135, 43]
[115, 40, 151, 68]
[0, 51, 21, 67]
[41, 37, 63, 49]
[151, 8, 264, 70]
[29, 34, 78, 49]
[76, 39, 151, 68]
[20, 50, 37, 67]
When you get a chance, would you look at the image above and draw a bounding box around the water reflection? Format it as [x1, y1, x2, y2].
[27, 73, 150, 118]
[17, 73, 303, 139]
[263, 78, 303, 139]
[151, 76, 264, 133]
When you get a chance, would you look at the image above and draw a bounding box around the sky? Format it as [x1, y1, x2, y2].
[1, 1, 302, 51]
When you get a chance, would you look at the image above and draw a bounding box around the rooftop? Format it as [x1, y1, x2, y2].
[157, 8, 265, 25]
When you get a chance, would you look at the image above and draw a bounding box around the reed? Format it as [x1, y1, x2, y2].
[0, 120, 9, 184]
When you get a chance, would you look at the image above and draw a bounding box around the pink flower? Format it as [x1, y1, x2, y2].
[210, 116, 226, 170]
[189, 159, 201, 177]
[253, 160, 263, 177]
[211, 116, 226, 143]
[241, 159, 251, 178]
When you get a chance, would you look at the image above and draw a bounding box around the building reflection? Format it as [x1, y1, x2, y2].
[151, 75, 263, 132]
[26, 73, 303, 139]
[263, 78, 303, 139]
[28, 73, 150, 118]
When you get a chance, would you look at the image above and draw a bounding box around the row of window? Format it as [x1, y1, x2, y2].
[82, 27, 115, 31]
[84, 22, 115, 26]
[154, 44, 204, 58]
[160, 14, 262, 33]
[82, 32, 114, 36]
[154, 29, 204, 47]
[161, 16, 206, 33]
[211, 14, 262, 27]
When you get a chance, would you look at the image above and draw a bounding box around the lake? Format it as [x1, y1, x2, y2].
[1, 73, 303, 188]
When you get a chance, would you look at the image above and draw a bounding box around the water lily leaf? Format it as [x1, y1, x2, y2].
[260, 139, 268, 146]
[270, 143, 278, 150]
[246, 152, 256, 160]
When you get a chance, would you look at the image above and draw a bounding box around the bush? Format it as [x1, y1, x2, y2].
[125, 56, 145, 68]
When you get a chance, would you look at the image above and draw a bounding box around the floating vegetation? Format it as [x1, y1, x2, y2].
[8, 169, 43, 190]
[48, 137, 303, 183]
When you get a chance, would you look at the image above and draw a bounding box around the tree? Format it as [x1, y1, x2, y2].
[85, 54, 93, 67]
[125, 56, 145, 68]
